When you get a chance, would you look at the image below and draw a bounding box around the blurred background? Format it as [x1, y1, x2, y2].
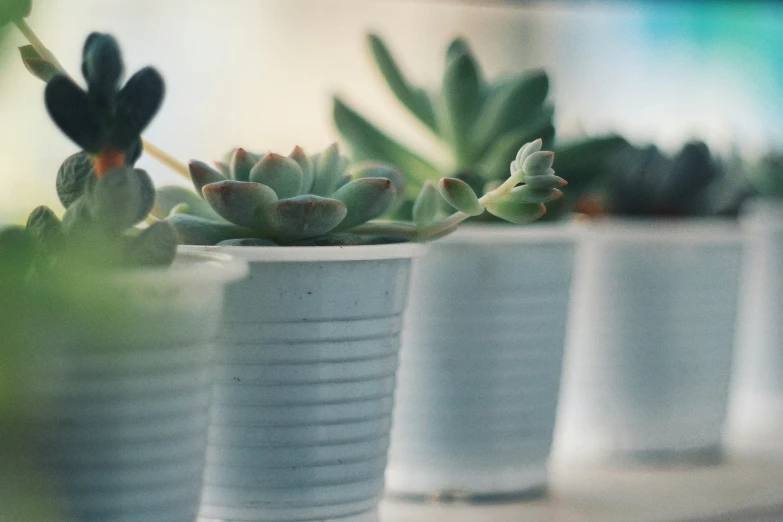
[0, 0, 782, 221]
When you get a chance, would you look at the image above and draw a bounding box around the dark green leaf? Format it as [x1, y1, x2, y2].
[202, 180, 278, 229]
[57, 152, 96, 208]
[45, 75, 105, 152]
[0, 0, 31, 27]
[441, 50, 482, 161]
[367, 34, 437, 133]
[445, 38, 471, 64]
[249, 153, 303, 199]
[19, 45, 59, 82]
[0, 226, 35, 278]
[266, 195, 347, 241]
[471, 71, 549, 157]
[113, 66, 164, 149]
[332, 177, 396, 231]
[333, 97, 441, 190]
[82, 33, 123, 105]
[89, 167, 155, 230]
[189, 160, 227, 196]
[166, 214, 255, 246]
[25, 206, 63, 251]
[125, 220, 177, 266]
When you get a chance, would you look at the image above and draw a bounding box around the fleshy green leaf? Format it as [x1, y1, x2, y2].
[477, 112, 555, 181]
[367, 34, 437, 133]
[522, 151, 555, 177]
[441, 47, 482, 160]
[289, 146, 314, 194]
[19, 45, 59, 82]
[445, 38, 471, 63]
[25, 206, 62, 250]
[472, 72, 549, 157]
[215, 161, 231, 177]
[266, 195, 347, 241]
[166, 214, 255, 245]
[57, 152, 96, 208]
[523, 174, 568, 190]
[485, 199, 546, 224]
[249, 153, 303, 199]
[505, 185, 563, 204]
[310, 143, 343, 196]
[331, 177, 396, 231]
[0, 226, 35, 277]
[333, 97, 441, 189]
[89, 167, 155, 230]
[125, 220, 177, 266]
[153, 185, 225, 221]
[82, 33, 124, 104]
[45, 75, 105, 152]
[202, 180, 278, 229]
[349, 162, 406, 203]
[189, 160, 227, 196]
[113, 66, 164, 149]
[438, 177, 484, 216]
[230, 148, 254, 182]
[169, 203, 191, 215]
[412, 180, 439, 226]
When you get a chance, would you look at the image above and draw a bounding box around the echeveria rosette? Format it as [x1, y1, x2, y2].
[159, 139, 565, 246]
[159, 143, 406, 246]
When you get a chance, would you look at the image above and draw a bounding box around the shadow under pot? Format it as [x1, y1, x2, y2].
[554, 219, 743, 466]
[29, 251, 247, 522]
[188, 243, 422, 522]
[385, 224, 576, 501]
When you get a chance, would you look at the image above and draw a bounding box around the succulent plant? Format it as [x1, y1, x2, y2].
[157, 139, 566, 246]
[18, 33, 176, 269]
[333, 34, 626, 222]
[743, 153, 783, 200]
[579, 140, 749, 217]
[334, 35, 554, 199]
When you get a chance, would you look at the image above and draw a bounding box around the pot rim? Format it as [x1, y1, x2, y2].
[437, 222, 576, 245]
[114, 249, 248, 286]
[180, 242, 425, 263]
[572, 217, 742, 244]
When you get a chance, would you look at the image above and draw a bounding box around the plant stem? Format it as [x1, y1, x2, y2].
[141, 140, 190, 179]
[14, 18, 191, 180]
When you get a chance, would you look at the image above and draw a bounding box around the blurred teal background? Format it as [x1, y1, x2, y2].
[0, 0, 781, 221]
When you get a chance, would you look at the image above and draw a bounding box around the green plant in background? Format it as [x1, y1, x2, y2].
[580, 140, 749, 217]
[19, 33, 176, 268]
[744, 153, 783, 200]
[333, 34, 624, 221]
[156, 139, 566, 245]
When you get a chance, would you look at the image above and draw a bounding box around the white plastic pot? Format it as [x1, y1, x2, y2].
[727, 200, 783, 455]
[555, 219, 743, 466]
[31, 251, 247, 522]
[188, 244, 422, 522]
[385, 224, 575, 499]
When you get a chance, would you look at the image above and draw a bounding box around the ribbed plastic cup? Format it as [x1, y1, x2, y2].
[555, 219, 742, 466]
[189, 244, 422, 522]
[31, 251, 247, 522]
[728, 201, 783, 455]
[385, 225, 575, 499]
